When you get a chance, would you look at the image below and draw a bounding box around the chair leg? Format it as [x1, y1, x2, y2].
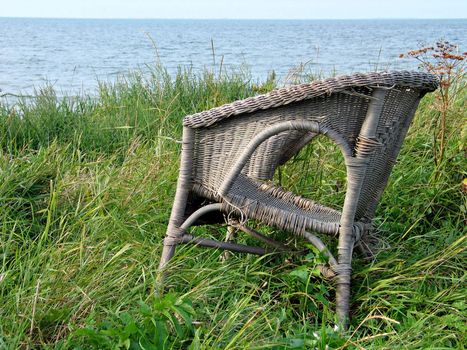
[156, 223, 184, 294]
[335, 265, 352, 329]
[159, 245, 175, 270]
[159, 225, 181, 270]
[335, 230, 354, 330]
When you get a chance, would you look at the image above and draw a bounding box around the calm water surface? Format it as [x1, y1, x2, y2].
[0, 18, 466, 96]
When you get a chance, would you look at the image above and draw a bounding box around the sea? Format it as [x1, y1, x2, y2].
[0, 18, 465, 97]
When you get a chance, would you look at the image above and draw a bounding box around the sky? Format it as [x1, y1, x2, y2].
[1, 0, 466, 19]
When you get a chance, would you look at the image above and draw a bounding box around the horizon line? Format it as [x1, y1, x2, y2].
[1, 16, 466, 21]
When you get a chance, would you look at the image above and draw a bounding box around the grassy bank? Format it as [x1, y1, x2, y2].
[0, 66, 465, 349]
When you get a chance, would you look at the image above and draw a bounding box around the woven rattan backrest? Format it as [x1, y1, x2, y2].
[189, 89, 373, 189]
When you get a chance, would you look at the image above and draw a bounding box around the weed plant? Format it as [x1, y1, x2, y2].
[0, 60, 465, 349]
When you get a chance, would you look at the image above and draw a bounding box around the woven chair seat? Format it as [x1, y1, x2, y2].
[194, 174, 341, 236]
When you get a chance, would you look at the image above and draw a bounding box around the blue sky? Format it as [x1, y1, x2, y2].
[2, 0, 466, 19]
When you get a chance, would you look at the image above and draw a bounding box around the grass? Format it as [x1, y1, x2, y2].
[0, 64, 465, 349]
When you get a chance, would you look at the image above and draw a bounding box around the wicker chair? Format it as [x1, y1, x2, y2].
[158, 71, 438, 328]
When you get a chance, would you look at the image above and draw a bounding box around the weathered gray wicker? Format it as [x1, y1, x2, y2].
[158, 71, 438, 328]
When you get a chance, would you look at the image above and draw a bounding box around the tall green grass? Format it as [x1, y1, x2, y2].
[0, 65, 465, 349]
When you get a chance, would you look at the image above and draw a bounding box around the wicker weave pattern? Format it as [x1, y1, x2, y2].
[189, 82, 425, 221]
[193, 175, 342, 235]
[158, 71, 438, 329]
[184, 71, 438, 128]
[190, 92, 369, 187]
